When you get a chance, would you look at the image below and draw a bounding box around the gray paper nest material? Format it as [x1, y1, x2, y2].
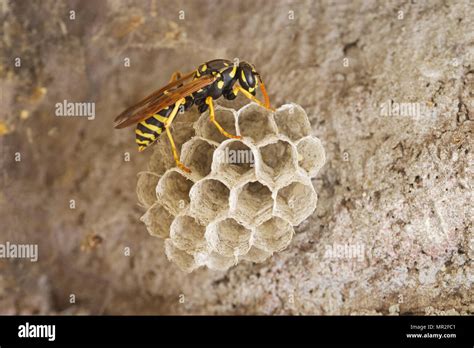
[137, 103, 326, 272]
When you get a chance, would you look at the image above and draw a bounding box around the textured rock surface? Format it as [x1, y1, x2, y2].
[138, 103, 325, 272]
[0, 0, 472, 314]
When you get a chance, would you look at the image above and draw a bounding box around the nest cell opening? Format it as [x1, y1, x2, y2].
[190, 178, 230, 223]
[237, 104, 276, 143]
[214, 140, 256, 180]
[296, 136, 325, 177]
[233, 181, 273, 226]
[275, 180, 317, 225]
[195, 108, 237, 143]
[148, 144, 175, 175]
[253, 216, 294, 253]
[259, 140, 296, 181]
[181, 138, 216, 177]
[140, 202, 174, 239]
[274, 104, 311, 141]
[170, 215, 207, 254]
[206, 218, 252, 257]
[136, 172, 160, 208]
[156, 170, 194, 215]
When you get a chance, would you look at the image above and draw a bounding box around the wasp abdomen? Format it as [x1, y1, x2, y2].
[136, 114, 165, 151]
[135, 96, 195, 151]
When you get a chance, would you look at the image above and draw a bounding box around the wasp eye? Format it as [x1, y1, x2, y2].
[247, 71, 256, 87]
[241, 69, 254, 88]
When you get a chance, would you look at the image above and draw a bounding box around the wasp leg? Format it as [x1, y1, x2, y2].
[233, 85, 275, 111]
[205, 96, 241, 139]
[259, 80, 272, 109]
[164, 98, 191, 173]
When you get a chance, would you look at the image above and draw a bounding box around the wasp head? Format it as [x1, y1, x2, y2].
[238, 61, 260, 96]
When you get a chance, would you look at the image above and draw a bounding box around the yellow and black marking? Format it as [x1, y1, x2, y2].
[135, 114, 165, 152]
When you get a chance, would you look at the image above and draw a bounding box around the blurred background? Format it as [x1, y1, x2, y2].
[0, 0, 472, 314]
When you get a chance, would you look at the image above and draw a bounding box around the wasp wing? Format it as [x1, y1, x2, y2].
[114, 73, 215, 129]
[114, 70, 197, 128]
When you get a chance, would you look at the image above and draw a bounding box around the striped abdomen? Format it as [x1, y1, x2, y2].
[135, 109, 170, 152]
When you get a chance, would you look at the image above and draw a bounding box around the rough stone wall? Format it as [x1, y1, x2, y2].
[0, 0, 472, 314]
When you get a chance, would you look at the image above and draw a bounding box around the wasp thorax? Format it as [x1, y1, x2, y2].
[137, 102, 326, 272]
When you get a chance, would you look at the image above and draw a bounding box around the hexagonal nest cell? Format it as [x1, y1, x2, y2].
[147, 144, 175, 175]
[253, 217, 294, 253]
[230, 180, 273, 227]
[137, 102, 325, 272]
[257, 138, 298, 189]
[237, 103, 277, 144]
[274, 179, 318, 226]
[156, 169, 194, 216]
[180, 137, 216, 179]
[189, 178, 230, 224]
[194, 106, 238, 143]
[273, 103, 311, 141]
[170, 215, 208, 254]
[212, 139, 257, 187]
[140, 202, 174, 239]
[136, 172, 161, 208]
[296, 136, 326, 177]
[206, 217, 252, 257]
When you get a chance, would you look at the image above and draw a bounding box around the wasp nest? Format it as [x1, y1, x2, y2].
[137, 102, 326, 272]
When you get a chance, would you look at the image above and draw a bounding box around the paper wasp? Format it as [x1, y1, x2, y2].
[114, 59, 273, 173]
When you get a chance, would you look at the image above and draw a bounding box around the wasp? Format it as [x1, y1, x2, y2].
[114, 59, 273, 173]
